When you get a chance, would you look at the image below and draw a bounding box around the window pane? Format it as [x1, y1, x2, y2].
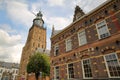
[78, 30, 87, 46]
[96, 20, 110, 39]
[68, 63, 74, 79]
[105, 53, 120, 77]
[54, 66, 59, 79]
[54, 45, 59, 56]
[82, 59, 92, 78]
[66, 39, 72, 51]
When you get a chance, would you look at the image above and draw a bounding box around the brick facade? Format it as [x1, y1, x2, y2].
[50, 0, 120, 80]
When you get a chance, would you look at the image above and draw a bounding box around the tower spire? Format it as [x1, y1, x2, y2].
[52, 25, 55, 36]
[73, 5, 85, 22]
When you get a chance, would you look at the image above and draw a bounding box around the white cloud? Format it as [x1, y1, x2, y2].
[77, 0, 107, 13]
[44, 17, 72, 30]
[0, 24, 16, 33]
[5, 0, 34, 27]
[0, 29, 23, 63]
[48, 0, 64, 6]
[0, 29, 21, 47]
[0, 44, 23, 63]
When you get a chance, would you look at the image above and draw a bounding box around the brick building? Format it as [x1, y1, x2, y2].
[50, 0, 120, 80]
[19, 11, 49, 80]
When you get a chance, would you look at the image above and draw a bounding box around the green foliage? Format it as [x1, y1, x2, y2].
[27, 52, 50, 77]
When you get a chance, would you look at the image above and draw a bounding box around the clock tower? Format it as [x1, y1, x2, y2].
[19, 11, 46, 79]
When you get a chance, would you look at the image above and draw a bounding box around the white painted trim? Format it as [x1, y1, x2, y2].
[77, 29, 87, 46]
[54, 66, 59, 80]
[95, 20, 110, 39]
[54, 44, 59, 56]
[67, 63, 75, 79]
[104, 53, 120, 78]
[65, 38, 72, 52]
[81, 58, 93, 79]
[66, 63, 69, 79]
[54, 66, 56, 80]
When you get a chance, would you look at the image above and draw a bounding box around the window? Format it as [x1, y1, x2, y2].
[67, 63, 74, 79]
[104, 53, 120, 78]
[54, 66, 59, 79]
[16, 70, 18, 74]
[82, 59, 92, 79]
[66, 38, 72, 51]
[78, 30, 87, 46]
[96, 20, 110, 39]
[54, 45, 59, 56]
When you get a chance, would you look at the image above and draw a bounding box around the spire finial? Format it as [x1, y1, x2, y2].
[52, 25, 54, 31]
[36, 11, 43, 18]
[52, 25, 55, 36]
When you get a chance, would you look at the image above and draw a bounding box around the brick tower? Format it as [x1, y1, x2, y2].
[19, 11, 46, 79]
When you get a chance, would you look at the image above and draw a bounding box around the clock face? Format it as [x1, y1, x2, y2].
[35, 20, 43, 26]
[39, 20, 43, 26]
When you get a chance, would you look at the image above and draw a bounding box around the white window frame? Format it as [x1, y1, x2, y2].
[96, 20, 110, 39]
[67, 63, 75, 79]
[66, 38, 72, 51]
[78, 29, 87, 46]
[82, 58, 93, 79]
[54, 44, 59, 56]
[104, 53, 120, 78]
[54, 66, 59, 80]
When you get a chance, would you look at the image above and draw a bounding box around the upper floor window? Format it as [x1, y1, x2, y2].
[96, 20, 110, 39]
[104, 53, 120, 78]
[82, 59, 93, 79]
[54, 66, 59, 80]
[66, 38, 72, 51]
[67, 63, 74, 79]
[78, 30, 87, 46]
[54, 44, 59, 56]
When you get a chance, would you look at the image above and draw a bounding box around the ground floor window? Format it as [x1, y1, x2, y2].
[68, 63, 74, 79]
[104, 53, 120, 78]
[82, 59, 92, 79]
[54, 66, 59, 79]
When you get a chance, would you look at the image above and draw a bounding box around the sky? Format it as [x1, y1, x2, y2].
[0, 0, 107, 63]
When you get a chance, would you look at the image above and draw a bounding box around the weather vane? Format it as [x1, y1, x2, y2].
[31, 11, 37, 16]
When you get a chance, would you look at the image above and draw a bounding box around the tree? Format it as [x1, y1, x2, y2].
[27, 52, 50, 80]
